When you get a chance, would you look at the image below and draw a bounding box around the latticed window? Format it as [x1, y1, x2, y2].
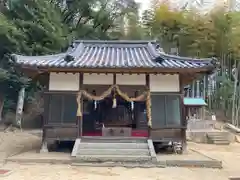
[151, 94, 181, 128]
[48, 94, 77, 124]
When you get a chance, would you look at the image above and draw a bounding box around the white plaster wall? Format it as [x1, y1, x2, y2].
[150, 74, 179, 92]
[49, 73, 79, 91]
[116, 74, 145, 85]
[83, 73, 113, 85]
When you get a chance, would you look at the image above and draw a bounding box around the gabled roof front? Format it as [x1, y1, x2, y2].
[12, 40, 217, 72]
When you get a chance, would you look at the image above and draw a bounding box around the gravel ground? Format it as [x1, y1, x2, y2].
[189, 142, 240, 177]
[0, 130, 41, 163]
[0, 131, 240, 180]
[2, 163, 229, 180]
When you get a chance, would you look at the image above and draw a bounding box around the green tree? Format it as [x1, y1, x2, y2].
[0, 0, 70, 121]
[0, 0, 142, 122]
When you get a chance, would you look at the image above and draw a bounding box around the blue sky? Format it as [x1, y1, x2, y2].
[134, 0, 227, 13]
[135, 0, 150, 12]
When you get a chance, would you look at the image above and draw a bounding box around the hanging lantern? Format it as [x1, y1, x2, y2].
[94, 100, 97, 110]
[131, 101, 134, 110]
[112, 90, 117, 108]
[112, 98, 117, 108]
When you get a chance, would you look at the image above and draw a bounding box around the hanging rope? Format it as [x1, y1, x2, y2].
[115, 85, 147, 102]
[76, 85, 116, 117]
[81, 85, 116, 101]
[76, 92, 82, 117]
[146, 89, 152, 127]
[76, 84, 152, 127]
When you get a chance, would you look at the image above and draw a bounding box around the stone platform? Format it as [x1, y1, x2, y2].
[6, 149, 222, 168]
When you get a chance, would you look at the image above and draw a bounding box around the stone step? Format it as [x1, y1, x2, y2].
[208, 136, 228, 139]
[213, 139, 229, 142]
[81, 137, 147, 143]
[207, 132, 228, 135]
[207, 132, 230, 145]
[213, 140, 230, 145]
[211, 139, 228, 142]
[79, 143, 149, 149]
[75, 155, 152, 163]
[207, 132, 229, 138]
[207, 134, 225, 137]
[77, 149, 150, 156]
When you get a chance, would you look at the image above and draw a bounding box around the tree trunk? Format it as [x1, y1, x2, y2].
[235, 99, 240, 127]
[0, 93, 4, 122]
[15, 88, 25, 129]
[232, 64, 238, 126]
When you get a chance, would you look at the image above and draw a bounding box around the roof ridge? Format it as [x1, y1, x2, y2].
[158, 52, 213, 63]
[74, 40, 157, 44]
[12, 53, 66, 58]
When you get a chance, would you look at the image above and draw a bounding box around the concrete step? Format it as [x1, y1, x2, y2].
[75, 155, 152, 163]
[79, 143, 149, 149]
[77, 149, 150, 156]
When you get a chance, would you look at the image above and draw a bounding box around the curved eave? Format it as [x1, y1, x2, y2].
[15, 64, 215, 75]
[158, 52, 217, 65]
[12, 49, 217, 75]
[13, 56, 216, 70]
[12, 53, 67, 65]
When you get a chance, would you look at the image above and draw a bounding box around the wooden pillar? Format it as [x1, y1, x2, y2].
[203, 75, 207, 99]
[113, 73, 116, 84]
[134, 91, 139, 129]
[180, 74, 187, 152]
[191, 81, 195, 97]
[187, 87, 190, 97]
[78, 73, 83, 138]
[196, 80, 200, 98]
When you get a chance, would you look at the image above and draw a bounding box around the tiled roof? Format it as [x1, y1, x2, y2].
[13, 40, 216, 70]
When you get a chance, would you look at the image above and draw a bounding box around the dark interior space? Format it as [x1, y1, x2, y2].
[82, 95, 148, 135]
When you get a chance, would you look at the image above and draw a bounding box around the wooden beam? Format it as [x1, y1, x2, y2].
[19, 66, 213, 75]
[181, 73, 204, 86]
[43, 91, 78, 95]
